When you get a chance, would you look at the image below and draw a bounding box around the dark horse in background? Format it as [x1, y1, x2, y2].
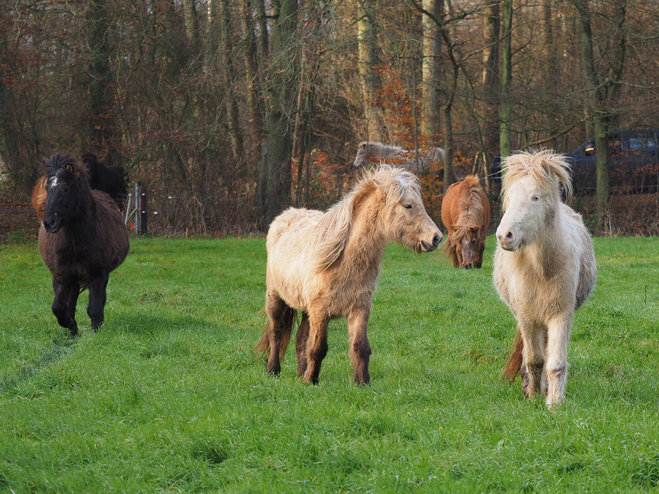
[81, 153, 128, 211]
[38, 154, 129, 335]
[32, 153, 128, 221]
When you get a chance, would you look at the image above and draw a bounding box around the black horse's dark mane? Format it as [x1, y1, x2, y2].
[43, 153, 80, 180]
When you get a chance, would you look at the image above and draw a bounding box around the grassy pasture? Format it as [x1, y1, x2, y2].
[1, 236, 658, 493]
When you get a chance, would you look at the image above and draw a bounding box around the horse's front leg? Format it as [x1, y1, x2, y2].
[302, 310, 329, 385]
[87, 272, 109, 331]
[519, 321, 545, 399]
[449, 241, 460, 268]
[52, 279, 78, 336]
[348, 306, 372, 385]
[295, 312, 310, 377]
[545, 313, 573, 407]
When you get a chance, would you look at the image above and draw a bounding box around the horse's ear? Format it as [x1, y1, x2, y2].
[541, 159, 551, 176]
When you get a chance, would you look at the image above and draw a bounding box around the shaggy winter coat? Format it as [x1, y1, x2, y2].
[494, 150, 596, 407]
[257, 166, 442, 384]
[38, 154, 129, 335]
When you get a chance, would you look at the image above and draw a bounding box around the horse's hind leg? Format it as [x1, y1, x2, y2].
[302, 310, 329, 384]
[264, 293, 295, 375]
[545, 314, 573, 407]
[52, 279, 79, 336]
[87, 273, 109, 331]
[348, 306, 372, 385]
[295, 312, 310, 377]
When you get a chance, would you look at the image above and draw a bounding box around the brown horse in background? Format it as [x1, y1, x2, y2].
[256, 166, 442, 385]
[440, 176, 490, 268]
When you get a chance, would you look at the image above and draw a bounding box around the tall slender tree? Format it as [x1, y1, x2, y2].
[357, 0, 384, 141]
[421, 0, 441, 140]
[482, 1, 500, 166]
[87, 0, 117, 163]
[571, 0, 627, 231]
[256, 0, 299, 229]
[499, 0, 513, 160]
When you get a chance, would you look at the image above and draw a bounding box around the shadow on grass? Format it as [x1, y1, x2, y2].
[0, 333, 78, 394]
[114, 313, 209, 335]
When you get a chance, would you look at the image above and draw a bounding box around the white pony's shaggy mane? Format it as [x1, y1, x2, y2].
[501, 149, 573, 209]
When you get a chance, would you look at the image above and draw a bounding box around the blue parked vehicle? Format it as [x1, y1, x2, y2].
[491, 129, 659, 194]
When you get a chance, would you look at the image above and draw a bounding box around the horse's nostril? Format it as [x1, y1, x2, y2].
[432, 234, 440, 246]
[505, 231, 514, 240]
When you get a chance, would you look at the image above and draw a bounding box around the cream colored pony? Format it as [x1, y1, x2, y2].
[494, 150, 596, 407]
[257, 165, 442, 384]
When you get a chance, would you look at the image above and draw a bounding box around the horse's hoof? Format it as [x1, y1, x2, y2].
[266, 364, 281, 376]
[68, 325, 79, 337]
[301, 374, 319, 385]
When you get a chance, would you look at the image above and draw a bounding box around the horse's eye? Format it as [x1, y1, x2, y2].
[532, 195, 540, 202]
[403, 203, 413, 209]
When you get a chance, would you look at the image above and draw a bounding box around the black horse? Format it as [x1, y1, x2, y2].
[81, 153, 128, 211]
[39, 153, 130, 335]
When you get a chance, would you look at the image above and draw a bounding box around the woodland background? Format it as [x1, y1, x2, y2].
[0, 0, 658, 235]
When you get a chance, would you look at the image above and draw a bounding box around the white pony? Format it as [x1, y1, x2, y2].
[353, 141, 445, 172]
[494, 150, 596, 407]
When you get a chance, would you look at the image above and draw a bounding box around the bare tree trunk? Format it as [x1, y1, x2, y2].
[183, 0, 199, 49]
[256, 0, 298, 229]
[499, 0, 513, 160]
[357, 0, 384, 141]
[441, 0, 458, 194]
[421, 0, 441, 140]
[572, 0, 609, 232]
[542, 0, 559, 148]
[543, 0, 557, 90]
[254, 0, 269, 61]
[482, 1, 500, 171]
[88, 0, 119, 164]
[0, 79, 23, 186]
[219, 0, 244, 161]
[605, 0, 627, 130]
[241, 0, 262, 161]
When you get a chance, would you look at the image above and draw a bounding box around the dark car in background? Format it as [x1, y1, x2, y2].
[491, 129, 659, 194]
[566, 129, 659, 193]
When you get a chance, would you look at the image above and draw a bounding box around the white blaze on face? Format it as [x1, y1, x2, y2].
[50, 177, 59, 188]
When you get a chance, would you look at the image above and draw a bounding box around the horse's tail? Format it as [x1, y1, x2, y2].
[255, 306, 297, 360]
[502, 329, 523, 382]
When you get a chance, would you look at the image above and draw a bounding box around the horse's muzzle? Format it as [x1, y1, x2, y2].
[42, 214, 61, 233]
[421, 233, 443, 252]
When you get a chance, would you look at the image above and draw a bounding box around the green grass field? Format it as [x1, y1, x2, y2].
[1, 236, 658, 493]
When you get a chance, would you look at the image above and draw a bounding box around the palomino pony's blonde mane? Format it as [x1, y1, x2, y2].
[452, 176, 487, 238]
[313, 165, 420, 272]
[501, 150, 573, 209]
